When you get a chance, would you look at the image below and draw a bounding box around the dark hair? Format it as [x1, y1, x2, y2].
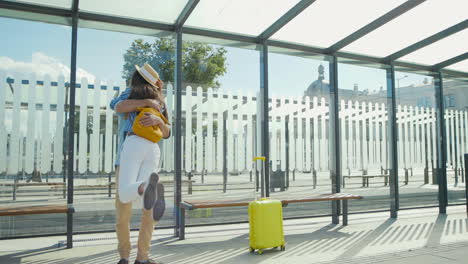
[128, 70, 161, 101]
[127, 70, 169, 120]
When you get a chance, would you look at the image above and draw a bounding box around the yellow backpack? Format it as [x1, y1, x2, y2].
[132, 107, 169, 143]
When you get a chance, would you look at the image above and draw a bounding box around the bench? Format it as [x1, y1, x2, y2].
[343, 169, 389, 187]
[0, 204, 74, 246]
[178, 193, 363, 240]
[0, 204, 74, 216]
[0, 182, 66, 200]
[50, 180, 196, 196]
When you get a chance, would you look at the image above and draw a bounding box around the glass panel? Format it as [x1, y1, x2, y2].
[181, 34, 260, 225]
[75, 22, 176, 232]
[447, 60, 468, 73]
[338, 60, 391, 213]
[185, 0, 300, 36]
[272, 0, 406, 48]
[395, 70, 439, 209]
[399, 29, 468, 66]
[344, 0, 468, 57]
[268, 48, 332, 217]
[4, 0, 72, 9]
[79, 0, 188, 24]
[443, 76, 467, 206]
[0, 17, 71, 237]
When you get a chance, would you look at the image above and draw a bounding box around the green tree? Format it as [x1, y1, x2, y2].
[122, 38, 227, 90]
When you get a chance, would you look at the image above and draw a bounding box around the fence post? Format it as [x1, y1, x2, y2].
[465, 154, 467, 214]
[285, 115, 290, 188]
[223, 111, 228, 193]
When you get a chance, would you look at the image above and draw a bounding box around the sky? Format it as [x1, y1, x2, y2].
[0, 16, 429, 98]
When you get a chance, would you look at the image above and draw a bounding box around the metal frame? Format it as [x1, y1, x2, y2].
[329, 56, 341, 224]
[79, 11, 175, 32]
[1, 0, 467, 241]
[257, 0, 317, 41]
[0, 0, 72, 18]
[173, 0, 198, 238]
[384, 19, 468, 62]
[173, 29, 183, 238]
[175, 0, 199, 27]
[435, 72, 448, 214]
[386, 64, 399, 218]
[260, 43, 270, 197]
[326, 0, 426, 53]
[64, 0, 79, 249]
[0, 0, 467, 77]
[433, 52, 468, 71]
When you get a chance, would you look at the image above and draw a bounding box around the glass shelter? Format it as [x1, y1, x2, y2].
[0, 0, 467, 247]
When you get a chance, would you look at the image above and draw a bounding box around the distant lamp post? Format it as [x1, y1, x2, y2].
[397, 75, 408, 97]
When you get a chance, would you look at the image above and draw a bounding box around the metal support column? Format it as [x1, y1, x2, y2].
[260, 43, 270, 197]
[174, 30, 183, 237]
[435, 72, 448, 214]
[329, 56, 341, 224]
[66, 0, 79, 249]
[386, 64, 399, 218]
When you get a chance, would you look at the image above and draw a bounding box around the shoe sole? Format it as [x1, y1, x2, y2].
[143, 173, 159, 210]
[153, 183, 165, 221]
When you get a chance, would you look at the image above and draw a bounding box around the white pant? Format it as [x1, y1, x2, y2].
[118, 135, 161, 204]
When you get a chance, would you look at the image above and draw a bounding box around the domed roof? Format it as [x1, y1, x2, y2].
[304, 64, 329, 97]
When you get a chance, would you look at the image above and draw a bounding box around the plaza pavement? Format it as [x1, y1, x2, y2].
[0, 205, 467, 263]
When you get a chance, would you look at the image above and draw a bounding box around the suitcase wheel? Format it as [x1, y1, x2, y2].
[249, 247, 255, 253]
[257, 249, 263, 255]
[280, 245, 285, 251]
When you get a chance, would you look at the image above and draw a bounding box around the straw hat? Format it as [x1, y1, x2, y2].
[135, 63, 161, 88]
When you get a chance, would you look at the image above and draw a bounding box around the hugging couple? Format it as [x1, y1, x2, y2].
[110, 63, 170, 264]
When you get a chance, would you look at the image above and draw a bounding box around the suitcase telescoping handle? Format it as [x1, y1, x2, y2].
[253, 157, 266, 200]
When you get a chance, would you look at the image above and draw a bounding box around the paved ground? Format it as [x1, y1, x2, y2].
[0, 205, 467, 264]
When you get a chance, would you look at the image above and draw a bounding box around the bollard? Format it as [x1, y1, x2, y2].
[108, 173, 112, 197]
[404, 169, 409, 185]
[424, 167, 429, 184]
[313, 170, 317, 189]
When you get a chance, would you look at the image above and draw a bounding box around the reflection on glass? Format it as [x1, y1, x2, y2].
[395, 71, 438, 208]
[443, 76, 467, 205]
[75, 26, 176, 232]
[0, 17, 71, 237]
[268, 51, 332, 217]
[181, 35, 260, 225]
[338, 62, 390, 212]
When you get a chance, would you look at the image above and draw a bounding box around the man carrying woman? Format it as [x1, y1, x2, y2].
[110, 63, 170, 264]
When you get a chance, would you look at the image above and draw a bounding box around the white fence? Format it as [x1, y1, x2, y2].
[1, 72, 467, 176]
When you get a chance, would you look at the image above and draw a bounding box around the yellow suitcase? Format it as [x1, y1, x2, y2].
[248, 198, 285, 254]
[249, 157, 285, 254]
